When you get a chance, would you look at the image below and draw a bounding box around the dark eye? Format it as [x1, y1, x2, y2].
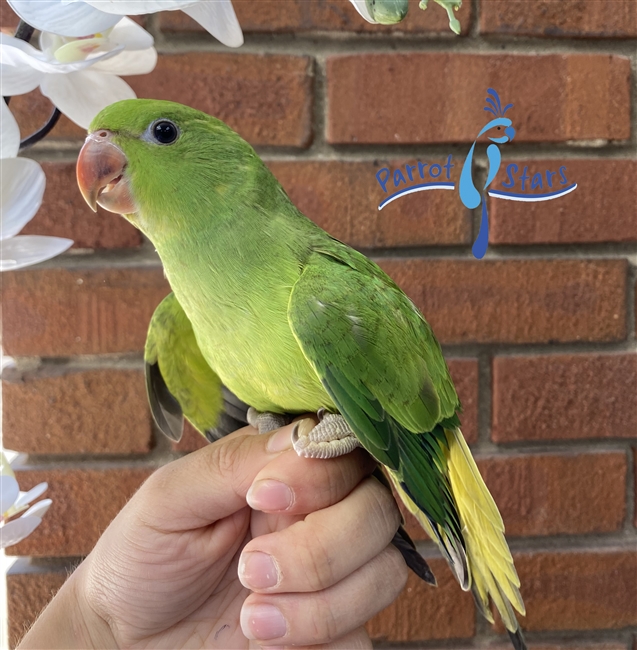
[497, 126, 501, 130]
[152, 120, 178, 145]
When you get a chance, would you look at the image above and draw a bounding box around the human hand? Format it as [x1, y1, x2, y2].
[21, 419, 407, 649]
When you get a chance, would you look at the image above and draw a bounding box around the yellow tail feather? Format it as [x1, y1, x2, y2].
[444, 427, 525, 631]
[388, 427, 525, 637]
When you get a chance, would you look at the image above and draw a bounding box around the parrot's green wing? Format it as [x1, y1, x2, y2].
[287, 242, 464, 549]
[145, 293, 248, 442]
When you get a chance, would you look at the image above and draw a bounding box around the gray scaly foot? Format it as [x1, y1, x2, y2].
[292, 410, 361, 459]
[247, 407, 291, 434]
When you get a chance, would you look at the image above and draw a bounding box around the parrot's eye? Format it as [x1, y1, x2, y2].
[151, 120, 179, 145]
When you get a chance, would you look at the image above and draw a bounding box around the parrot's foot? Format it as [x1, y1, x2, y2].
[292, 411, 361, 459]
[247, 407, 291, 434]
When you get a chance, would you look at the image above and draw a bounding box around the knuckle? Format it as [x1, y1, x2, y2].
[205, 434, 252, 497]
[298, 524, 334, 591]
[311, 592, 340, 643]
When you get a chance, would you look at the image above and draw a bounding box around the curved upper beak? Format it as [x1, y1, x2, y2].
[77, 130, 134, 214]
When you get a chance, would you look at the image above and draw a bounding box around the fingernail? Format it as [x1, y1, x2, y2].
[266, 425, 294, 453]
[247, 480, 293, 511]
[241, 604, 287, 641]
[239, 552, 279, 590]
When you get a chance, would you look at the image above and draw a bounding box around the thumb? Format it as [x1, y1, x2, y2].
[134, 419, 315, 532]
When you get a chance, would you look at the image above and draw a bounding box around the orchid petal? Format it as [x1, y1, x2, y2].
[0, 236, 73, 272]
[0, 453, 16, 479]
[41, 69, 135, 128]
[108, 17, 155, 50]
[21, 499, 52, 520]
[0, 475, 19, 515]
[1, 159, 46, 240]
[182, 1, 243, 47]
[349, 0, 378, 23]
[91, 46, 157, 75]
[1, 34, 124, 78]
[1, 101, 20, 159]
[0, 36, 46, 95]
[7, 0, 120, 37]
[0, 516, 42, 548]
[84, 0, 196, 14]
[13, 483, 48, 510]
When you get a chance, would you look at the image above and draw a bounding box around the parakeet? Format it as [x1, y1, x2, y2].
[350, 0, 409, 25]
[77, 99, 526, 650]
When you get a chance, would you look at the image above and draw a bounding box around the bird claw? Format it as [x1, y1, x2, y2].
[292, 412, 361, 459]
[247, 407, 291, 434]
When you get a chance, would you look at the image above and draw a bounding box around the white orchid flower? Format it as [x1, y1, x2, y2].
[0, 17, 157, 128]
[1, 102, 73, 271]
[0, 451, 52, 549]
[7, 0, 243, 47]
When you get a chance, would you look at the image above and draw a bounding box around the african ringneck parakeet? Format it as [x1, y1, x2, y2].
[77, 99, 525, 649]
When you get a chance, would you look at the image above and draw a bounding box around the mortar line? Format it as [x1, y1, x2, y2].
[24, 241, 637, 274]
[156, 32, 637, 57]
[24, 141, 637, 162]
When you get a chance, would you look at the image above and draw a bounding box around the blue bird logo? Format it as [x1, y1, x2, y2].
[459, 89, 515, 259]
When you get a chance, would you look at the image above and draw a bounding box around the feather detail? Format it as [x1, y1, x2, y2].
[444, 427, 526, 635]
[388, 472, 470, 590]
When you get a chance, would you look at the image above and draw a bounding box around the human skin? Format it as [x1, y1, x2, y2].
[18, 419, 408, 649]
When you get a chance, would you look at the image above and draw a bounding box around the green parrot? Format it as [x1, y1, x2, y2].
[352, 0, 409, 25]
[352, 0, 463, 33]
[77, 99, 525, 649]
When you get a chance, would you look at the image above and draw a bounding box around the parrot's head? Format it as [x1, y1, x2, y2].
[477, 117, 515, 145]
[76, 99, 259, 238]
[364, 0, 409, 25]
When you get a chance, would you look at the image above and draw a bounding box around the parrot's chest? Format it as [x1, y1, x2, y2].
[165, 255, 332, 414]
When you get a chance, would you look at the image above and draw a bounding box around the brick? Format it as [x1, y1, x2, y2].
[403, 451, 626, 541]
[20, 163, 143, 249]
[2, 267, 169, 357]
[377, 259, 626, 344]
[126, 53, 312, 147]
[5, 260, 625, 357]
[159, 0, 473, 35]
[2, 369, 152, 455]
[492, 353, 637, 442]
[1, 0, 19, 31]
[480, 0, 637, 38]
[446, 359, 478, 444]
[366, 560, 475, 641]
[267, 160, 472, 248]
[7, 566, 68, 648]
[480, 452, 627, 536]
[5, 467, 154, 556]
[9, 91, 85, 141]
[634, 448, 637, 528]
[490, 160, 637, 245]
[512, 549, 637, 631]
[327, 53, 631, 144]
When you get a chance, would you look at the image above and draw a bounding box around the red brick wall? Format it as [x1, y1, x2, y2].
[2, 1, 636, 647]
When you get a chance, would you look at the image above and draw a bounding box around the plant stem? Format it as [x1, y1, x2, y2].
[4, 19, 62, 149]
[19, 108, 62, 150]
